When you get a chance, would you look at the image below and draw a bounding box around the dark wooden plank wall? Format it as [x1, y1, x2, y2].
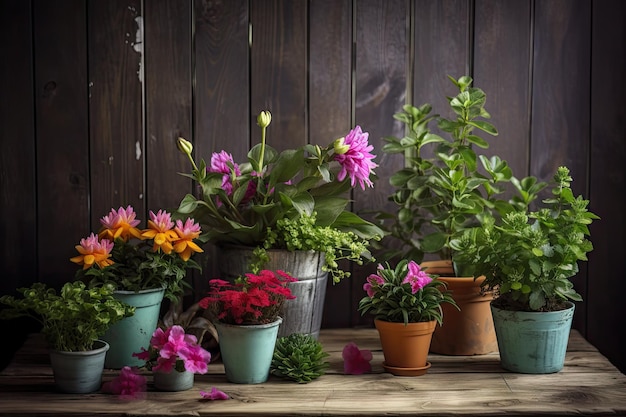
[1, 0, 624, 373]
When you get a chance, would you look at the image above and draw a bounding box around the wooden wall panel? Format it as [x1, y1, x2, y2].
[0, 0, 36, 295]
[530, 0, 591, 332]
[589, 0, 626, 373]
[413, 0, 471, 117]
[144, 0, 193, 213]
[250, 0, 307, 151]
[34, 0, 89, 288]
[473, 0, 531, 179]
[353, 0, 409, 326]
[193, 0, 250, 295]
[309, 0, 354, 328]
[88, 0, 145, 224]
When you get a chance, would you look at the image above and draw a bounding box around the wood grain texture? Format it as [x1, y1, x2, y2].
[88, 0, 145, 223]
[588, 0, 626, 374]
[250, 0, 307, 151]
[34, 0, 89, 288]
[529, 0, 591, 332]
[144, 0, 193, 212]
[0, 0, 36, 295]
[1, 329, 625, 416]
[473, 0, 531, 180]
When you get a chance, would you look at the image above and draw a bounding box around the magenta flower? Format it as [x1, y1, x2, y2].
[200, 387, 230, 400]
[209, 150, 241, 195]
[180, 345, 212, 374]
[402, 261, 433, 294]
[102, 366, 147, 399]
[363, 273, 385, 297]
[342, 342, 372, 375]
[333, 125, 378, 190]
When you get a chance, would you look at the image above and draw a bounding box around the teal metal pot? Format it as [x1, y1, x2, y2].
[49, 340, 109, 394]
[491, 301, 575, 374]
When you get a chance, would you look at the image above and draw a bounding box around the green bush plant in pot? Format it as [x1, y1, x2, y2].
[358, 260, 457, 376]
[0, 281, 135, 393]
[378, 75, 519, 355]
[71, 206, 204, 368]
[176, 111, 383, 338]
[450, 166, 599, 373]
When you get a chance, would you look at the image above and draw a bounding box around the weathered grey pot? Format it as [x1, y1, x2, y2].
[217, 246, 328, 339]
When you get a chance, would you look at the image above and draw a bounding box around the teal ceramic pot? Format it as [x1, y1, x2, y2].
[491, 301, 575, 374]
[101, 287, 165, 369]
[153, 370, 194, 391]
[214, 318, 282, 384]
[49, 340, 109, 394]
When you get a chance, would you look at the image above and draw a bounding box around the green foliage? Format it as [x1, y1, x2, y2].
[450, 167, 599, 312]
[358, 259, 458, 325]
[259, 212, 377, 283]
[379, 75, 518, 265]
[0, 281, 135, 351]
[271, 333, 329, 383]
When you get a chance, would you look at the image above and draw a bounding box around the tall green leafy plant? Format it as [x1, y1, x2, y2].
[379, 76, 516, 270]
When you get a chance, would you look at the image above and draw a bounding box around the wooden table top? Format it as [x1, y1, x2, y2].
[1, 328, 625, 416]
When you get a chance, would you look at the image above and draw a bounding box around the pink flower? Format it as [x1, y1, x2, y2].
[102, 366, 147, 399]
[402, 261, 433, 294]
[363, 270, 385, 297]
[342, 342, 372, 375]
[180, 344, 212, 374]
[333, 125, 377, 190]
[209, 150, 241, 195]
[200, 387, 230, 400]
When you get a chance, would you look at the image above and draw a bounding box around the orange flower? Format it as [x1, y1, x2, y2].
[99, 206, 143, 242]
[142, 210, 178, 254]
[70, 233, 114, 270]
[173, 218, 204, 261]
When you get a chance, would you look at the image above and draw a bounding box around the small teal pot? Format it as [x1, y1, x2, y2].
[101, 287, 165, 369]
[214, 318, 282, 384]
[49, 340, 109, 394]
[153, 370, 194, 391]
[491, 301, 575, 374]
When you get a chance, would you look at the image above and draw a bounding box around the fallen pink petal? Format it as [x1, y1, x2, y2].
[101, 366, 147, 400]
[342, 342, 372, 375]
[200, 387, 230, 400]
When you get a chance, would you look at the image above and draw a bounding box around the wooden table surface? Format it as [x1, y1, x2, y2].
[1, 328, 625, 416]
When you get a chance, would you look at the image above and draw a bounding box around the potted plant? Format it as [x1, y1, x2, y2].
[271, 333, 330, 383]
[0, 281, 134, 393]
[71, 206, 204, 368]
[450, 166, 599, 373]
[176, 110, 383, 338]
[199, 269, 296, 384]
[132, 324, 212, 391]
[357, 260, 457, 376]
[378, 75, 518, 355]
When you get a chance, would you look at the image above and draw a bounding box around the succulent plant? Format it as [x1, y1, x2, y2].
[271, 333, 329, 383]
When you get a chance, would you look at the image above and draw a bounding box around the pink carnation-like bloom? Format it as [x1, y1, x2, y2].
[210, 150, 241, 195]
[402, 260, 433, 294]
[102, 366, 147, 399]
[333, 125, 377, 190]
[342, 342, 372, 375]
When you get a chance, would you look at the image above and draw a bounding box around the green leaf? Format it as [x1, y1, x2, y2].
[467, 120, 498, 135]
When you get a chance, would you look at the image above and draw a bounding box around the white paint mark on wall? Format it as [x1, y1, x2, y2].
[132, 16, 144, 83]
[135, 140, 142, 160]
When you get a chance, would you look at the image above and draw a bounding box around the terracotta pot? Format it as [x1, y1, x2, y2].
[421, 260, 497, 356]
[374, 319, 435, 376]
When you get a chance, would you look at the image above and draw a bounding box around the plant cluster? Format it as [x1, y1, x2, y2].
[0, 281, 134, 352]
[199, 269, 296, 325]
[259, 213, 373, 282]
[176, 111, 382, 282]
[379, 75, 519, 269]
[71, 206, 204, 302]
[358, 260, 458, 325]
[450, 166, 599, 312]
[133, 324, 212, 374]
[271, 333, 329, 383]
